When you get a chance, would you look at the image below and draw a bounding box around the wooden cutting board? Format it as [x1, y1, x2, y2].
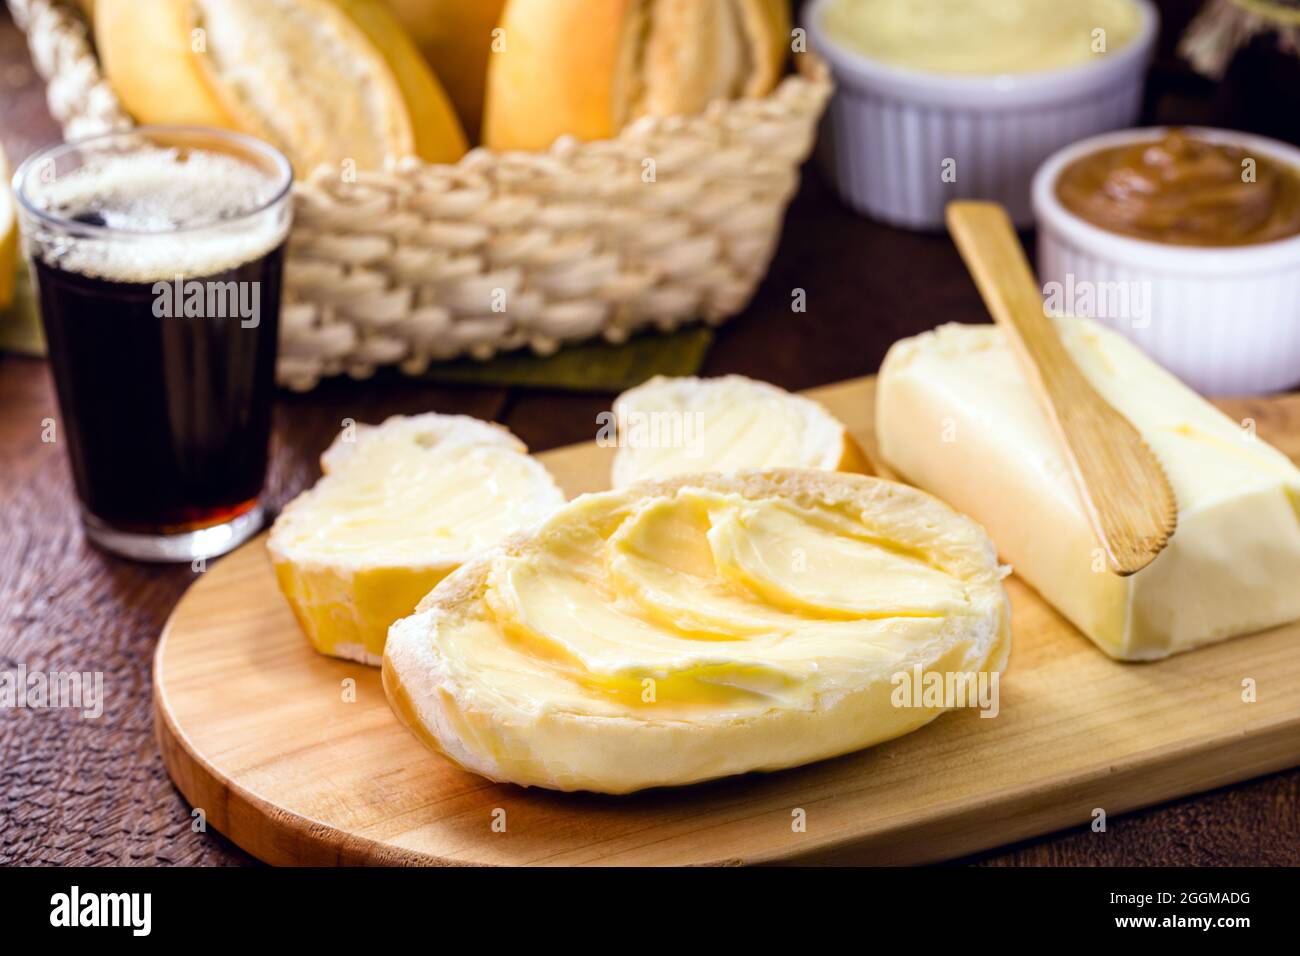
[154, 378, 1300, 866]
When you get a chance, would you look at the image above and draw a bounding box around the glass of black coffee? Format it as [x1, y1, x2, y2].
[13, 126, 292, 562]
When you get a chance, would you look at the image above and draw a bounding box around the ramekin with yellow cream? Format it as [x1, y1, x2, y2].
[1033, 127, 1300, 394]
[806, 0, 1157, 227]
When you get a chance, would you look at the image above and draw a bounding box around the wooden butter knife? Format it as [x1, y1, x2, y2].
[945, 200, 1177, 576]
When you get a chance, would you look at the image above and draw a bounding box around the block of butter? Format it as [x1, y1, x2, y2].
[877, 319, 1300, 660]
[384, 471, 1010, 793]
[269, 414, 564, 666]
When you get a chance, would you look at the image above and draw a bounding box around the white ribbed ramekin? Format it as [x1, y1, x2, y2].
[805, 0, 1158, 228]
[1033, 126, 1300, 396]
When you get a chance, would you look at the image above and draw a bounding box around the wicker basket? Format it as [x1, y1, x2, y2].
[12, 0, 832, 391]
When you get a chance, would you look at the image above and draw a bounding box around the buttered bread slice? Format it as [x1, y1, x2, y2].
[610, 375, 870, 487]
[384, 470, 1011, 793]
[269, 414, 563, 665]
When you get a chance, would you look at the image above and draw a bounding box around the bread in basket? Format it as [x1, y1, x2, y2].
[12, 0, 831, 390]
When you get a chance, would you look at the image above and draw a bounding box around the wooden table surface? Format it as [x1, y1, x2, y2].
[2, 1, 1297, 866]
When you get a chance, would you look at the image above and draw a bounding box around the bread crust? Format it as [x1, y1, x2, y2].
[381, 0, 507, 142]
[96, 0, 242, 131]
[744, 0, 792, 95]
[332, 0, 468, 162]
[483, 0, 639, 150]
[837, 433, 875, 475]
[483, 0, 790, 150]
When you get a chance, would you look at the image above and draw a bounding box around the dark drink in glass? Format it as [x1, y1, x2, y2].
[13, 127, 292, 561]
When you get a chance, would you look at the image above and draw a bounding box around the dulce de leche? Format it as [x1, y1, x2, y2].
[1055, 130, 1300, 246]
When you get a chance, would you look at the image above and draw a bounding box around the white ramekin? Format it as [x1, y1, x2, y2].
[805, 0, 1158, 228]
[1033, 126, 1300, 396]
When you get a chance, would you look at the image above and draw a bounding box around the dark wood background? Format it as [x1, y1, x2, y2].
[2, 0, 1298, 866]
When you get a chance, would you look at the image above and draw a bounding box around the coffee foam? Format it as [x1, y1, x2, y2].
[26, 147, 289, 283]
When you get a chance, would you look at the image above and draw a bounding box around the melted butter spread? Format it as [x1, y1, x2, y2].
[385, 474, 1012, 791]
[820, 0, 1141, 75]
[1056, 130, 1300, 246]
[276, 432, 560, 566]
[441, 487, 980, 719]
[611, 375, 847, 487]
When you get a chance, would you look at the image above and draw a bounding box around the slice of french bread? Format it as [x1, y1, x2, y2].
[269, 413, 563, 664]
[610, 374, 871, 488]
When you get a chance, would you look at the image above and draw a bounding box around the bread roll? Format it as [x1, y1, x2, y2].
[484, 0, 791, 150]
[95, 0, 467, 172]
[382, 0, 507, 142]
[609, 374, 870, 487]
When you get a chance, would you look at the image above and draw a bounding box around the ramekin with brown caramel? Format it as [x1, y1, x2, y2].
[1033, 127, 1300, 395]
